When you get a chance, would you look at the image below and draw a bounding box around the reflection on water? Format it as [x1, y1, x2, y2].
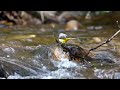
[0, 25, 120, 79]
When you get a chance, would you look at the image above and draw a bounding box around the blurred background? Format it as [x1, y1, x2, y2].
[0, 11, 120, 79]
[0, 11, 118, 26]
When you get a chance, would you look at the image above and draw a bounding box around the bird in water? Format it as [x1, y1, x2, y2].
[56, 33, 93, 62]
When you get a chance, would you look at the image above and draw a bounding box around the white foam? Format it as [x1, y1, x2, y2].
[52, 58, 78, 68]
[7, 73, 22, 79]
[94, 68, 105, 79]
[58, 58, 78, 68]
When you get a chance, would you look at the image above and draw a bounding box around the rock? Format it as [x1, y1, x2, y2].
[93, 37, 102, 43]
[93, 51, 115, 63]
[50, 46, 69, 60]
[65, 20, 81, 31]
[57, 11, 86, 23]
[0, 64, 8, 78]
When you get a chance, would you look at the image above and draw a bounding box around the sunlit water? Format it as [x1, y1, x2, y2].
[0, 25, 120, 79]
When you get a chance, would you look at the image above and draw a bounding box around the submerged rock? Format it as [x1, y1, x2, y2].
[0, 64, 8, 78]
[92, 51, 116, 63]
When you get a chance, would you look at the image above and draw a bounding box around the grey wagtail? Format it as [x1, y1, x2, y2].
[58, 33, 76, 44]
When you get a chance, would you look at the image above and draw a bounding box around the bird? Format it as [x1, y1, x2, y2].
[58, 33, 76, 44]
[56, 33, 93, 62]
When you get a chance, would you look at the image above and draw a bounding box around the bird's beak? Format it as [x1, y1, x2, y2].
[66, 38, 76, 40]
[59, 38, 76, 43]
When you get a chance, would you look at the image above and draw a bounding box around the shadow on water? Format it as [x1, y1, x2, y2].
[0, 25, 120, 79]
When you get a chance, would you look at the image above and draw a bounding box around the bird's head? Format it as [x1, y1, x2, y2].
[58, 33, 76, 44]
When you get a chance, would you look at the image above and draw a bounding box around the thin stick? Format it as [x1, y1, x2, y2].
[86, 21, 120, 56]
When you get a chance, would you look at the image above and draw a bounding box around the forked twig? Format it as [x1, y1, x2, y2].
[86, 21, 120, 56]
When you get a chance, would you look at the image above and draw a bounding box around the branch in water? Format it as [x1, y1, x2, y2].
[86, 21, 120, 56]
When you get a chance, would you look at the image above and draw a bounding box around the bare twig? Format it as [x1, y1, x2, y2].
[86, 21, 120, 56]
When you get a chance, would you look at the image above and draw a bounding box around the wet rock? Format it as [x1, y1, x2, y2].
[0, 57, 38, 76]
[2, 47, 15, 54]
[50, 46, 69, 60]
[0, 44, 57, 75]
[33, 45, 53, 60]
[32, 45, 57, 70]
[0, 64, 8, 78]
[93, 51, 116, 63]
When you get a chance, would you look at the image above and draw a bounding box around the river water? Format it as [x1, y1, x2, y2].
[0, 24, 120, 79]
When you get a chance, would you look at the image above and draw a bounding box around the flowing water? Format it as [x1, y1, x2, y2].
[0, 24, 120, 79]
